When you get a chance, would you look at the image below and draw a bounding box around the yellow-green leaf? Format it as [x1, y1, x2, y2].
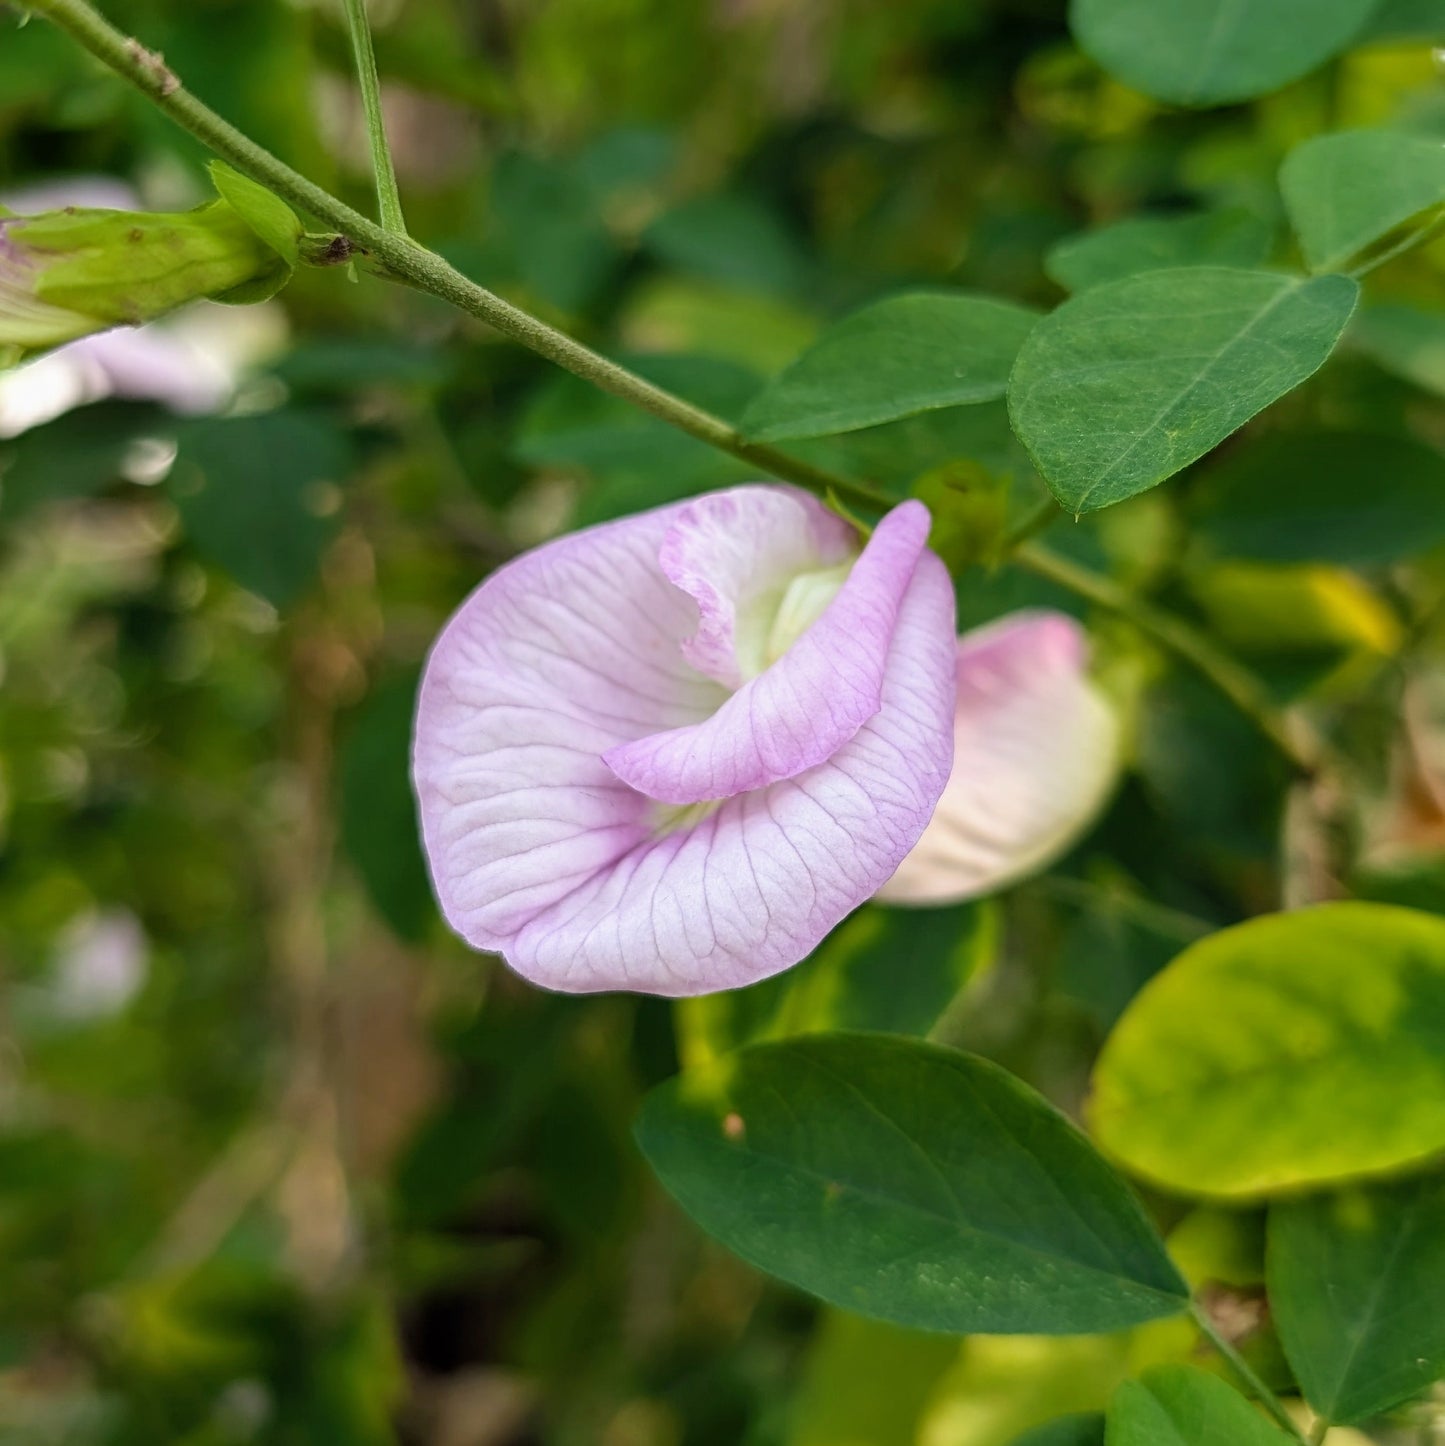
[1089, 903, 1445, 1200]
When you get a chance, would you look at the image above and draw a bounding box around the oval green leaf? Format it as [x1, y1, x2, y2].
[1089, 902, 1445, 1200]
[1106, 1366, 1295, 1446]
[1281, 128, 1445, 274]
[1046, 211, 1275, 294]
[1069, 0, 1377, 107]
[1351, 301, 1445, 396]
[636, 1033, 1188, 1335]
[1008, 267, 1358, 514]
[1268, 1174, 1445, 1424]
[1362, 0, 1445, 41]
[171, 410, 352, 608]
[1192, 430, 1445, 566]
[740, 293, 1039, 443]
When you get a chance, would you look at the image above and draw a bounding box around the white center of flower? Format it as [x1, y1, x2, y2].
[763, 561, 852, 668]
[728, 559, 853, 682]
[651, 555, 854, 836]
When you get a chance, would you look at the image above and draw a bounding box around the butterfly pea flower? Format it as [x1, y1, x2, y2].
[0, 177, 295, 362]
[0, 178, 286, 437]
[414, 484, 958, 996]
[879, 610, 1121, 906]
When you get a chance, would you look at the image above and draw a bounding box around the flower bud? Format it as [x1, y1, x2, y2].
[0, 177, 298, 361]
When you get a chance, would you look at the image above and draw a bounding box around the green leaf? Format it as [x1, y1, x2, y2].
[272, 339, 450, 393]
[1008, 267, 1358, 514]
[1268, 1174, 1445, 1424]
[1089, 902, 1445, 1200]
[1105, 1366, 1295, 1446]
[677, 901, 997, 1069]
[1069, 0, 1377, 107]
[1053, 887, 1204, 1030]
[1350, 302, 1445, 395]
[1280, 128, 1445, 274]
[777, 900, 998, 1039]
[485, 150, 619, 314]
[339, 676, 434, 943]
[513, 352, 757, 521]
[635, 1033, 1189, 1335]
[170, 410, 352, 608]
[1011, 1415, 1107, 1446]
[0, 401, 169, 522]
[1361, 0, 1445, 40]
[1191, 430, 1445, 565]
[644, 193, 810, 299]
[207, 161, 301, 265]
[1046, 212, 1275, 294]
[740, 293, 1039, 442]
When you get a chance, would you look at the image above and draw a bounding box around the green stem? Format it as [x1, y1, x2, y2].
[1016, 541, 1333, 778]
[25, 0, 893, 517]
[1307, 1418, 1330, 1446]
[1001, 494, 1062, 550]
[341, 0, 405, 234]
[1349, 206, 1445, 280]
[1191, 1304, 1309, 1444]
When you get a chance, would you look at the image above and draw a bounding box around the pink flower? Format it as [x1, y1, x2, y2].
[0, 177, 284, 436]
[880, 610, 1121, 906]
[414, 485, 957, 995]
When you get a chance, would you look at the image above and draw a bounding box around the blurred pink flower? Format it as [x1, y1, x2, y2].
[51, 908, 149, 1019]
[414, 485, 957, 995]
[0, 176, 284, 437]
[880, 610, 1121, 906]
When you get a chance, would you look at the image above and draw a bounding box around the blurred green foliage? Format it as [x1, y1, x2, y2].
[3, 0, 1445, 1441]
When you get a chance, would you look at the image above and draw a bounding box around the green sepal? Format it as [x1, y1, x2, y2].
[912, 461, 1010, 572]
[28, 201, 289, 325]
[209, 254, 294, 306]
[207, 161, 301, 266]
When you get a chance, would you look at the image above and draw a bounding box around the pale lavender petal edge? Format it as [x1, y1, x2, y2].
[412, 500, 723, 953]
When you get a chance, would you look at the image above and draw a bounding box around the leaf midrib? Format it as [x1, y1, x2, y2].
[1073, 276, 1303, 509]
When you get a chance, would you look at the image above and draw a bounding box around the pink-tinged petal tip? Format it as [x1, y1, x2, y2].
[877, 609, 1121, 907]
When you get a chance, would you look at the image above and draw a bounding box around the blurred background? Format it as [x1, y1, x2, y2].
[3, 0, 1445, 1441]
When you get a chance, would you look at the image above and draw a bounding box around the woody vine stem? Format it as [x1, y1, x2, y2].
[24, 0, 1330, 782]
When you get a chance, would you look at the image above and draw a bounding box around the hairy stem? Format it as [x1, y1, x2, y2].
[1191, 1304, 1309, 1444]
[26, 0, 893, 516]
[1016, 541, 1334, 778]
[341, 0, 406, 234]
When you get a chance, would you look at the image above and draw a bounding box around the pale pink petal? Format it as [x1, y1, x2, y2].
[414, 503, 724, 952]
[0, 176, 285, 436]
[877, 610, 1120, 906]
[414, 493, 958, 995]
[603, 499, 934, 805]
[508, 552, 957, 994]
[660, 485, 855, 687]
